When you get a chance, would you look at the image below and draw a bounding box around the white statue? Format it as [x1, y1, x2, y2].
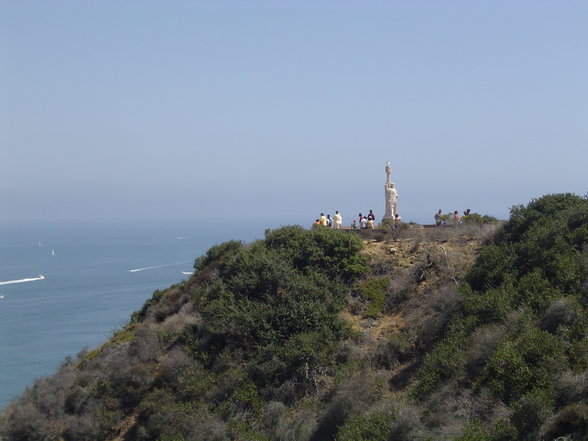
[388, 182, 398, 217]
[383, 161, 398, 220]
[384, 182, 399, 218]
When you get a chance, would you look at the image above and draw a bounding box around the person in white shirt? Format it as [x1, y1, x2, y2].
[360, 217, 368, 229]
[394, 213, 402, 228]
[333, 211, 342, 229]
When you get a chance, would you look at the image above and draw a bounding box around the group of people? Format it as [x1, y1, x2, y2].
[314, 208, 405, 230]
[434, 208, 471, 226]
[315, 211, 343, 229]
[352, 210, 378, 229]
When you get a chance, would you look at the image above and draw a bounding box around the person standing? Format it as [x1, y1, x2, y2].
[334, 211, 342, 229]
[360, 216, 368, 229]
[320, 213, 327, 226]
[434, 209, 443, 226]
[394, 213, 402, 228]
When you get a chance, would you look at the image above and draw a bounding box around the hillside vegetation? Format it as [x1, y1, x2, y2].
[1, 193, 587, 441]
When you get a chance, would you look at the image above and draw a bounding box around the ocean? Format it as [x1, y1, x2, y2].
[0, 220, 264, 409]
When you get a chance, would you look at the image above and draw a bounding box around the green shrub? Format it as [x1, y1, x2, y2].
[516, 269, 563, 315]
[422, 193, 588, 405]
[461, 213, 501, 226]
[454, 420, 516, 441]
[194, 240, 244, 272]
[264, 225, 368, 282]
[510, 389, 553, 440]
[215, 369, 264, 419]
[412, 337, 465, 399]
[462, 285, 516, 325]
[484, 325, 567, 402]
[466, 244, 517, 291]
[131, 289, 167, 323]
[467, 194, 588, 298]
[355, 278, 389, 318]
[568, 338, 588, 371]
[185, 226, 368, 401]
[454, 422, 495, 441]
[227, 418, 269, 441]
[335, 411, 394, 441]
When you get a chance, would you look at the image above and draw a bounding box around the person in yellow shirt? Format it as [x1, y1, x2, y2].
[319, 213, 327, 226]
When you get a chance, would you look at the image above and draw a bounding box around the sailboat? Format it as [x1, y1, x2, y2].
[51, 249, 55, 256]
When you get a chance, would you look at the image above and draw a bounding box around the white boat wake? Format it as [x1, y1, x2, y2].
[0, 275, 45, 286]
[182, 271, 193, 275]
[128, 261, 190, 273]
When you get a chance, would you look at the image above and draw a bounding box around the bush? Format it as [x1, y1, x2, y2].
[420, 193, 588, 407]
[0, 402, 58, 441]
[466, 244, 517, 291]
[568, 337, 588, 371]
[504, 194, 587, 242]
[311, 373, 386, 441]
[542, 403, 588, 441]
[136, 388, 227, 441]
[555, 370, 588, 407]
[464, 324, 507, 380]
[454, 420, 516, 441]
[335, 411, 394, 441]
[484, 325, 567, 403]
[354, 278, 390, 318]
[541, 298, 582, 335]
[194, 240, 243, 272]
[462, 213, 501, 226]
[467, 194, 588, 298]
[264, 225, 368, 282]
[372, 332, 413, 370]
[463, 285, 516, 325]
[510, 389, 553, 440]
[412, 336, 465, 399]
[183, 226, 369, 401]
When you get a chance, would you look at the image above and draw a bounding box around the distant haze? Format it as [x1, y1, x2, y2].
[1, 2, 587, 226]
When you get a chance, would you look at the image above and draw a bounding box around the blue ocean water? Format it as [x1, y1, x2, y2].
[0, 220, 263, 409]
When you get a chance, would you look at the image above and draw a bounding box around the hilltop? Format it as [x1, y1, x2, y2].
[1, 193, 587, 441]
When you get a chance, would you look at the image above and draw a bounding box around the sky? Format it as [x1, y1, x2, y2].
[1, 1, 587, 227]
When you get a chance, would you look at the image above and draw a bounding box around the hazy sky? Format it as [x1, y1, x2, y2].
[2, 1, 587, 226]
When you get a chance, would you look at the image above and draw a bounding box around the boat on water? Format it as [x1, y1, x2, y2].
[0, 275, 44, 286]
